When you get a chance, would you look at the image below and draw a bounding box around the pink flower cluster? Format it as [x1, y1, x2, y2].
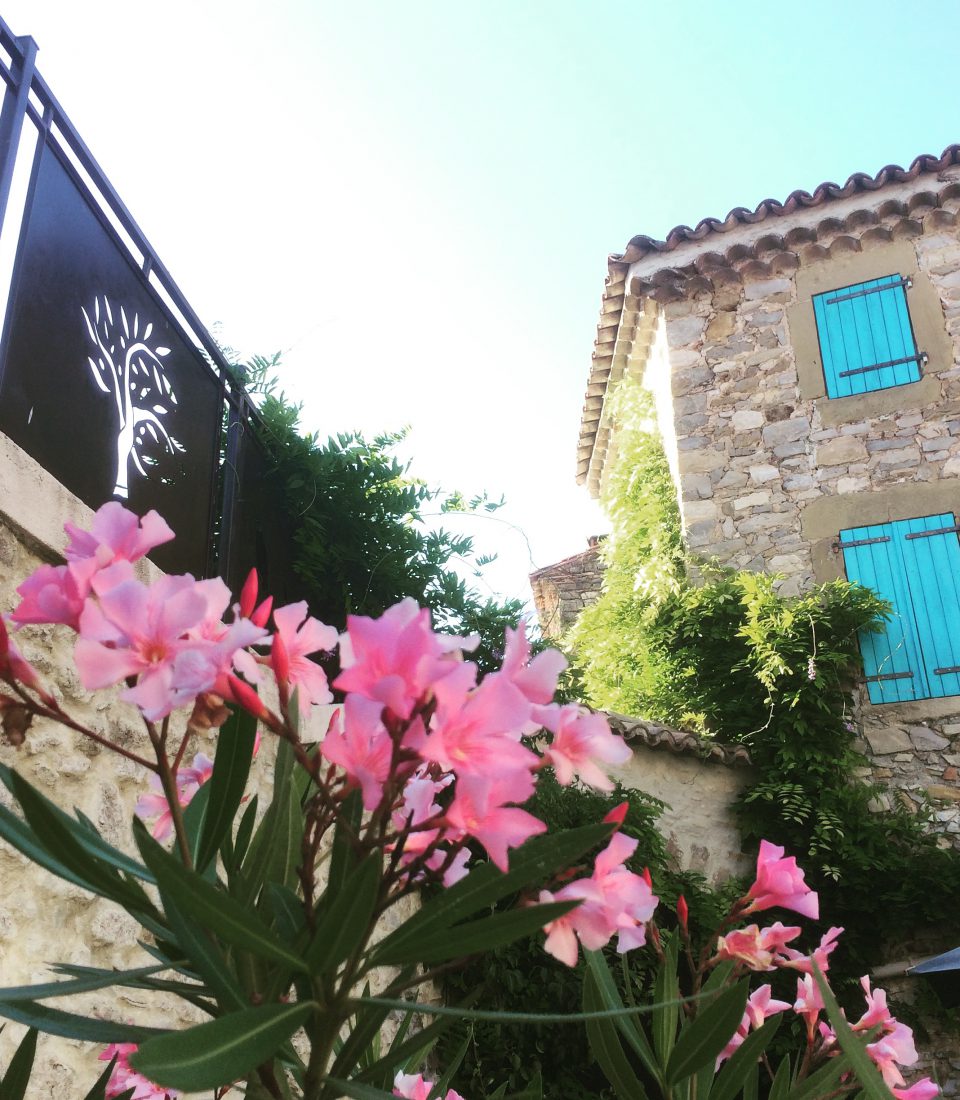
[711, 844, 937, 1097]
[135, 752, 213, 840]
[539, 831, 658, 966]
[321, 602, 632, 875]
[393, 1071, 465, 1099]
[99, 1043, 176, 1100]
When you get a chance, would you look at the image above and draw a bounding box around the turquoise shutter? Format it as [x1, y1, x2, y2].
[895, 514, 960, 699]
[813, 275, 921, 398]
[839, 520, 928, 703]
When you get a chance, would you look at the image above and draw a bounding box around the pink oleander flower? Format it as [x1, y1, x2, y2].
[65, 503, 174, 568]
[135, 752, 213, 841]
[10, 561, 94, 630]
[868, 1021, 919, 1088]
[743, 839, 819, 920]
[335, 598, 472, 719]
[420, 663, 538, 780]
[75, 565, 265, 721]
[541, 832, 658, 965]
[893, 1080, 940, 1100]
[536, 703, 631, 791]
[714, 921, 802, 971]
[0, 615, 44, 692]
[717, 984, 791, 1067]
[493, 623, 567, 707]
[393, 1072, 466, 1100]
[852, 975, 894, 1032]
[446, 770, 545, 871]
[793, 973, 826, 1039]
[320, 694, 393, 810]
[99, 1042, 178, 1099]
[271, 601, 338, 717]
[781, 926, 844, 975]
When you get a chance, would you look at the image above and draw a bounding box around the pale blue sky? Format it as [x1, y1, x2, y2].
[3, 0, 958, 611]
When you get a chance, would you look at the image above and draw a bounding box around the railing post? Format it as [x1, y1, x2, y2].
[217, 381, 244, 585]
[0, 34, 37, 235]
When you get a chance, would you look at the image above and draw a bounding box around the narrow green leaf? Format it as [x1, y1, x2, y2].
[197, 706, 257, 872]
[376, 901, 577, 966]
[9, 772, 155, 916]
[1, 1026, 36, 1100]
[323, 1080, 396, 1100]
[429, 1025, 471, 1099]
[353, 994, 697, 1026]
[665, 980, 749, 1085]
[327, 969, 415, 1086]
[585, 951, 659, 1084]
[0, 804, 91, 894]
[266, 883, 308, 943]
[505, 1071, 543, 1100]
[769, 1054, 791, 1100]
[0, 1001, 164, 1043]
[584, 967, 650, 1100]
[135, 820, 306, 973]
[181, 780, 211, 868]
[0, 766, 153, 885]
[129, 1002, 312, 1091]
[230, 793, 259, 873]
[788, 1048, 854, 1100]
[653, 935, 680, 1067]
[712, 1015, 780, 1100]
[307, 852, 381, 972]
[812, 964, 890, 1100]
[327, 788, 363, 899]
[81, 1053, 118, 1100]
[0, 964, 173, 1002]
[238, 742, 301, 902]
[372, 823, 610, 965]
[157, 891, 247, 1012]
[743, 1060, 759, 1100]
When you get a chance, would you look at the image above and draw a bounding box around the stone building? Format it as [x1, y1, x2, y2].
[575, 144, 960, 833]
[529, 536, 605, 640]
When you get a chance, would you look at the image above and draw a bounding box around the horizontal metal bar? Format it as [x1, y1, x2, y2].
[934, 667, 960, 676]
[835, 535, 891, 551]
[825, 277, 911, 304]
[838, 352, 926, 379]
[865, 672, 913, 682]
[904, 523, 960, 540]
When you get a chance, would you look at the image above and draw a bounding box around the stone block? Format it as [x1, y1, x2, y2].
[909, 726, 950, 751]
[731, 409, 764, 431]
[926, 784, 960, 803]
[942, 455, 960, 477]
[783, 474, 815, 491]
[734, 491, 771, 512]
[749, 464, 779, 484]
[864, 727, 913, 755]
[673, 365, 713, 394]
[682, 448, 727, 473]
[762, 418, 810, 448]
[743, 277, 792, 300]
[667, 315, 707, 345]
[837, 476, 870, 494]
[705, 312, 736, 341]
[816, 436, 868, 466]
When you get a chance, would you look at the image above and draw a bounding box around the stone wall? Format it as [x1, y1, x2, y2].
[529, 538, 605, 639]
[605, 713, 753, 886]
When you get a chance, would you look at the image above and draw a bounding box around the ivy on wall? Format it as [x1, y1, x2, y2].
[568, 374, 960, 988]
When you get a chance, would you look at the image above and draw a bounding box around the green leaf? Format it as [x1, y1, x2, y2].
[0, 964, 173, 1002]
[1, 1026, 36, 1100]
[135, 820, 306, 973]
[769, 1054, 791, 1100]
[812, 964, 890, 1100]
[238, 742, 301, 902]
[0, 1001, 164, 1043]
[353, 995, 690, 1026]
[665, 980, 749, 1085]
[8, 771, 156, 917]
[583, 967, 649, 1100]
[788, 1048, 855, 1100]
[712, 1015, 780, 1100]
[181, 781, 212, 869]
[129, 1002, 312, 1091]
[196, 706, 258, 871]
[653, 933, 680, 1067]
[307, 852, 381, 972]
[81, 1053, 119, 1100]
[585, 950, 659, 1084]
[266, 883, 308, 944]
[428, 1025, 471, 1099]
[0, 766, 153, 884]
[327, 789, 363, 898]
[372, 824, 609, 965]
[376, 901, 577, 966]
[156, 891, 247, 1012]
[228, 793, 259, 874]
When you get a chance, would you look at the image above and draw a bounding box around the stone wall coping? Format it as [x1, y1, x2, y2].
[605, 711, 752, 768]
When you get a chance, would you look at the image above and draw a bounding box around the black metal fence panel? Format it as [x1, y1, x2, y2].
[0, 141, 222, 576]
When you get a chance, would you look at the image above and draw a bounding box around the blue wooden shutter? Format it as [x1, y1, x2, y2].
[839, 520, 929, 703]
[895, 514, 960, 699]
[813, 275, 922, 398]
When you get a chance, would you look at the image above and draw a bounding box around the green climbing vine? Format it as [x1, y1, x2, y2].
[568, 374, 960, 989]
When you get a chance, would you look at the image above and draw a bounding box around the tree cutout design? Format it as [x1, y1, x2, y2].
[81, 295, 185, 499]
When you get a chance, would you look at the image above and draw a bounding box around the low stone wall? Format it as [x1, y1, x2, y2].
[605, 713, 753, 886]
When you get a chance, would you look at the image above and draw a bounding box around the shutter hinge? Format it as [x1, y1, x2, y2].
[904, 523, 960, 540]
[865, 672, 913, 682]
[825, 277, 912, 305]
[833, 535, 891, 553]
[838, 352, 927, 379]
